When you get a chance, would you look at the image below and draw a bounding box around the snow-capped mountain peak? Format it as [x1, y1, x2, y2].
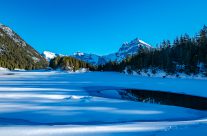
[119, 38, 151, 52]
[104, 38, 152, 63]
[42, 51, 57, 61]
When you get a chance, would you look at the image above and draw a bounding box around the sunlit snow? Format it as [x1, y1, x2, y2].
[0, 71, 206, 136]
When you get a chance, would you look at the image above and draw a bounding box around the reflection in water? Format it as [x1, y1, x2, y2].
[86, 86, 207, 110]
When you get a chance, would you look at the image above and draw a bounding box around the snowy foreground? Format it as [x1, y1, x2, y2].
[0, 71, 207, 136]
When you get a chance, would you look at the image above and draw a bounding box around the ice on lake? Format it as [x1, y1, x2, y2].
[0, 71, 207, 136]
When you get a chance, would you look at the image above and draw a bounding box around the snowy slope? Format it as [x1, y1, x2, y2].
[0, 67, 9, 71]
[73, 51, 102, 66]
[0, 23, 27, 47]
[0, 71, 206, 136]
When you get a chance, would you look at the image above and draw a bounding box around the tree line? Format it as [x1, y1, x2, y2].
[49, 56, 95, 71]
[98, 26, 207, 76]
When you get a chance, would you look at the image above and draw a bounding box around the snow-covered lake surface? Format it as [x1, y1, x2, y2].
[0, 71, 207, 136]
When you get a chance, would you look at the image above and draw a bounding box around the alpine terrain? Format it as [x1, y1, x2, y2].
[43, 38, 152, 66]
[0, 23, 48, 70]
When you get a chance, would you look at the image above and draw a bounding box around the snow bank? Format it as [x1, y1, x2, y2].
[0, 67, 9, 71]
[124, 68, 207, 80]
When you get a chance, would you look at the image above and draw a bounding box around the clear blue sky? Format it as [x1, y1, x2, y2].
[0, 0, 207, 55]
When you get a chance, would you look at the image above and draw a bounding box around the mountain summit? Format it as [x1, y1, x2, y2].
[0, 23, 48, 70]
[103, 38, 152, 63]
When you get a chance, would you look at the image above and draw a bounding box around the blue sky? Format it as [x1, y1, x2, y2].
[0, 0, 207, 55]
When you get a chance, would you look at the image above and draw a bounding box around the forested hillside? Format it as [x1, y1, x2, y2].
[49, 56, 95, 71]
[0, 24, 48, 70]
[98, 26, 207, 76]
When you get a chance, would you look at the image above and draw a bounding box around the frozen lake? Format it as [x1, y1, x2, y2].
[0, 71, 207, 136]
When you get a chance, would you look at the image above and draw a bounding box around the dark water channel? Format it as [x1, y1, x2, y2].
[86, 86, 207, 111]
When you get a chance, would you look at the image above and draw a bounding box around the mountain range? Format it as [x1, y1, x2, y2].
[43, 38, 152, 66]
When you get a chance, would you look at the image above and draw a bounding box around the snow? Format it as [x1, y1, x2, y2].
[0, 119, 206, 136]
[0, 71, 206, 135]
[73, 52, 101, 65]
[43, 51, 101, 65]
[0, 45, 6, 54]
[0, 24, 27, 47]
[32, 56, 40, 62]
[0, 32, 3, 37]
[74, 68, 88, 73]
[125, 68, 207, 80]
[14, 68, 26, 71]
[74, 51, 84, 56]
[138, 39, 152, 48]
[42, 51, 57, 61]
[0, 67, 9, 71]
[0, 25, 14, 37]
